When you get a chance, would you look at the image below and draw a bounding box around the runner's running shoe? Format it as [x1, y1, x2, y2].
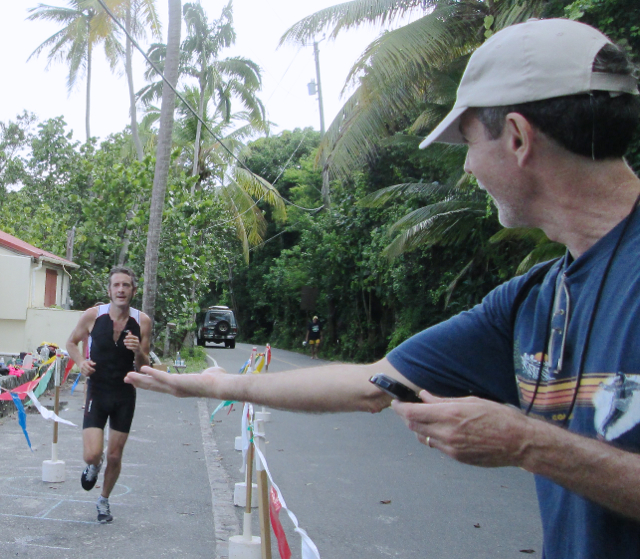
[97, 497, 113, 523]
[81, 458, 103, 491]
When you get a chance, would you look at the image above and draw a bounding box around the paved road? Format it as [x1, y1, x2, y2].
[0, 373, 217, 558]
[0, 343, 543, 558]
[205, 342, 543, 559]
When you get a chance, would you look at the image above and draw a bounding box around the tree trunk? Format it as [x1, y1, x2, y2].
[142, 0, 182, 324]
[86, 39, 92, 141]
[118, 4, 145, 266]
[126, 4, 144, 161]
[191, 79, 207, 187]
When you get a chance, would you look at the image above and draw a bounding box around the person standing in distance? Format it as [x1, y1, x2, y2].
[305, 316, 323, 359]
[67, 267, 151, 523]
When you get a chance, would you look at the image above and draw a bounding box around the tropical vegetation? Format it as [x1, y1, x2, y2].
[5, 0, 638, 361]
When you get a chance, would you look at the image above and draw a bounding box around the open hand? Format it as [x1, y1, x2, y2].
[125, 366, 177, 394]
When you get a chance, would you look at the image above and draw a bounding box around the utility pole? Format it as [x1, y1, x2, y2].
[312, 41, 325, 135]
[307, 40, 330, 208]
[64, 226, 75, 309]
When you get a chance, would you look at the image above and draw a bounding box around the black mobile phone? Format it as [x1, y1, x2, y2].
[369, 373, 422, 403]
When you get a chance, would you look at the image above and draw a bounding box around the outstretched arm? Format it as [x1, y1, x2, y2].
[392, 391, 640, 521]
[125, 358, 403, 413]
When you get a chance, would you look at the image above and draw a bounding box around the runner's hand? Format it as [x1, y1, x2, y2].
[123, 331, 141, 353]
[80, 359, 96, 376]
[391, 391, 533, 468]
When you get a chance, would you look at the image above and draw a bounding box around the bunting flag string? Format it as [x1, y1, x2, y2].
[239, 358, 251, 374]
[24, 361, 57, 406]
[210, 399, 235, 421]
[0, 376, 42, 401]
[254, 441, 321, 559]
[26, 390, 77, 427]
[211, 346, 270, 423]
[239, 402, 252, 474]
[253, 354, 265, 373]
[0, 358, 55, 402]
[0, 357, 76, 450]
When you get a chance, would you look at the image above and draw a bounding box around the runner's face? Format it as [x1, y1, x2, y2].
[108, 273, 135, 308]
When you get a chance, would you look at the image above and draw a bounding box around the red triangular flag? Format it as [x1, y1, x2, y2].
[269, 486, 291, 559]
[63, 359, 75, 383]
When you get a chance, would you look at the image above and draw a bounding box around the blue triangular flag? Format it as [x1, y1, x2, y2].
[70, 372, 82, 394]
[10, 393, 32, 451]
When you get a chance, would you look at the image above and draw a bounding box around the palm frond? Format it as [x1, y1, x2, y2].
[516, 242, 565, 274]
[383, 203, 485, 259]
[232, 167, 287, 222]
[489, 227, 549, 244]
[279, 0, 431, 45]
[359, 180, 457, 207]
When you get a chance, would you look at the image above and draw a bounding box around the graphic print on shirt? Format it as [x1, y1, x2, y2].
[516, 349, 640, 439]
[593, 373, 640, 441]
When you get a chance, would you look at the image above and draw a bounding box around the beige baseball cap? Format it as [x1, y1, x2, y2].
[420, 18, 639, 149]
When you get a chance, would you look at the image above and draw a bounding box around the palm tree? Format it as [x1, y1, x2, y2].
[173, 88, 282, 258]
[142, 0, 181, 322]
[282, 0, 550, 287]
[137, 2, 267, 183]
[182, 1, 266, 182]
[27, 0, 122, 141]
[92, 0, 162, 160]
[90, 0, 162, 265]
[281, 0, 546, 182]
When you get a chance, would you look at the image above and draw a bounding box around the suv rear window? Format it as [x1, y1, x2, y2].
[205, 311, 235, 326]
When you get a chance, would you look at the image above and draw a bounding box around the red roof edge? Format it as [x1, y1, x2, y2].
[0, 230, 77, 267]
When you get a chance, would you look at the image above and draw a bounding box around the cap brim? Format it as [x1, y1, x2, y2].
[419, 106, 468, 149]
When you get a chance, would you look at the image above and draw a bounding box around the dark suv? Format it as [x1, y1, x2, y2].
[196, 306, 238, 349]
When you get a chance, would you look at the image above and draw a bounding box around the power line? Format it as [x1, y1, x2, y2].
[95, 0, 324, 214]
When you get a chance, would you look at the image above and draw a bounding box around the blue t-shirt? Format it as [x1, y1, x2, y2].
[388, 212, 640, 559]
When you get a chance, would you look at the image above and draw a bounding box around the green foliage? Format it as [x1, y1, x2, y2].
[0, 113, 235, 348]
[229, 131, 532, 362]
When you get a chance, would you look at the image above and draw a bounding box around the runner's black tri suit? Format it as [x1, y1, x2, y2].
[83, 304, 140, 433]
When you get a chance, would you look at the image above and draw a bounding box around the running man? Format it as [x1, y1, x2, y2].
[67, 266, 151, 522]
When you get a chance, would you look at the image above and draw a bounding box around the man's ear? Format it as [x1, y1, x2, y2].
[504, 113, 534, 167]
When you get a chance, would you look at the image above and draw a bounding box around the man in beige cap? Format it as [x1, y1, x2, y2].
[127, 19, 640, 558]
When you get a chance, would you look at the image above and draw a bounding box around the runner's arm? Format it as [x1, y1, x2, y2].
[134, 313, 152, 370]
[66, 308, 98, 376]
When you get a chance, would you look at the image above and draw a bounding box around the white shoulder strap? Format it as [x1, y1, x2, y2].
[129, 307, 141, 324]
[97, 304, 110, 317]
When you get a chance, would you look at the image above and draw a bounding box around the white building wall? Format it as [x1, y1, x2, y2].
[0, 320, 25, 354]
[0, 308, 82, 356]
[32, 263, 47, 308]
[25, 308, 82, 352]
[0, 254, 31, 320]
